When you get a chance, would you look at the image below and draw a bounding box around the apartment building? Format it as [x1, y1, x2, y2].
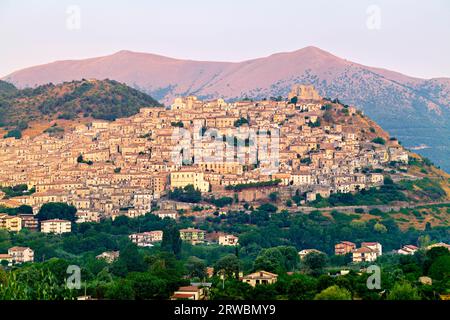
[18, 214, 39, 230]
[180, 228, 205, 245]
[0, 214, 22, 232]
[40, 219, 72, 234]
[335, 241, 356, 255]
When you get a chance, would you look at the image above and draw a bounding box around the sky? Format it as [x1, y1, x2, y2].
[1, 0, 449, 79]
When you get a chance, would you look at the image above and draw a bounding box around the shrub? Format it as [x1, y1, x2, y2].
[371, 137, 386, 145]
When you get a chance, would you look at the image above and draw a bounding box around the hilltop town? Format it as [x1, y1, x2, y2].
[2, 0, 450, 306]
[0, 83, 449, 302]
[0, 84, 416, 222]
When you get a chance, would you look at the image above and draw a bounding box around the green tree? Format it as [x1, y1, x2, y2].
[428, 255, 450, 280]
[4, 129, 22, 139]
[371, 137, 386, 145]
[206, 196, 233, 207]
[253, 246, 299, 273]
[277, 246, 300, 272]
[249, 284, 277, 300]
[0, 266, 74, 300]
[111, 243, 146, 276]
[105, 279, 135, 300]
[374, 222, 387, 233]
[168, 185, 201, 203]
[185, 256, 207, 279]
[314, 285, 352, 300]
[257, 203, 277, 213]
[127, 272, 168, 299]
[386, 282, 420, 300]
[286, 274, 318, 300]
[214, 254, 240, 279]
[268, 192, 278, 202]
[161, 224, 182, 257]
[36, 202, 77, 222]
[234, 117, 249, 127]
[303, 252, 328, 275]
[254, 248, 284, 273]
[42, 258, 70, 283]
[210, 279, 252, 300]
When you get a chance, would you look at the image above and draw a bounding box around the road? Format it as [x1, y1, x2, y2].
[289, 201, 450, 214]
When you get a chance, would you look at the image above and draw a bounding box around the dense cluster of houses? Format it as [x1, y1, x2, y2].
[0, 85, 409, 224]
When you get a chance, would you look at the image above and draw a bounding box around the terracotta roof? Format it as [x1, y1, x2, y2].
[172, 293, 195, 299]
[41, 219, 71, 223]
[362, 242, 380, 246]
[180, 228, 203, 233]
[177, 286, 200, 292]
[353, 247, 375, 253]
[243, 271, 278, 280]
[8, 246, 31, 252]
[337, 241, 356, 246]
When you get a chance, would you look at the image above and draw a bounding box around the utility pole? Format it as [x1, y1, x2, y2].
[222, 270, 225, 290]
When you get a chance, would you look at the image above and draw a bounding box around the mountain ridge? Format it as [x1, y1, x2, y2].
[7, 46, 446, 89]
[3, 46, 450, 171]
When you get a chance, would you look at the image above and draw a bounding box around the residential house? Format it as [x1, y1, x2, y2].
[8, 246, 34, 264]
[361, 242, 382, 256]
[242, 271, 278, 287]
[397, 245, 419, 255]
[298, 249, 323, 260]
[129, 231, 163, 247]
[96, 251, 120, 263]
[171, 285, 205, 300]
[218, 234, 239, 246]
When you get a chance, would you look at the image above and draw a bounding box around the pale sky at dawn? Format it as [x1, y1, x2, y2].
[1, 0, 449, 79]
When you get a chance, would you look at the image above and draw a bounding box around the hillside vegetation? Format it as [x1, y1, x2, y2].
[0, 79, 162, 130]
[0, 80, 18, 96]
